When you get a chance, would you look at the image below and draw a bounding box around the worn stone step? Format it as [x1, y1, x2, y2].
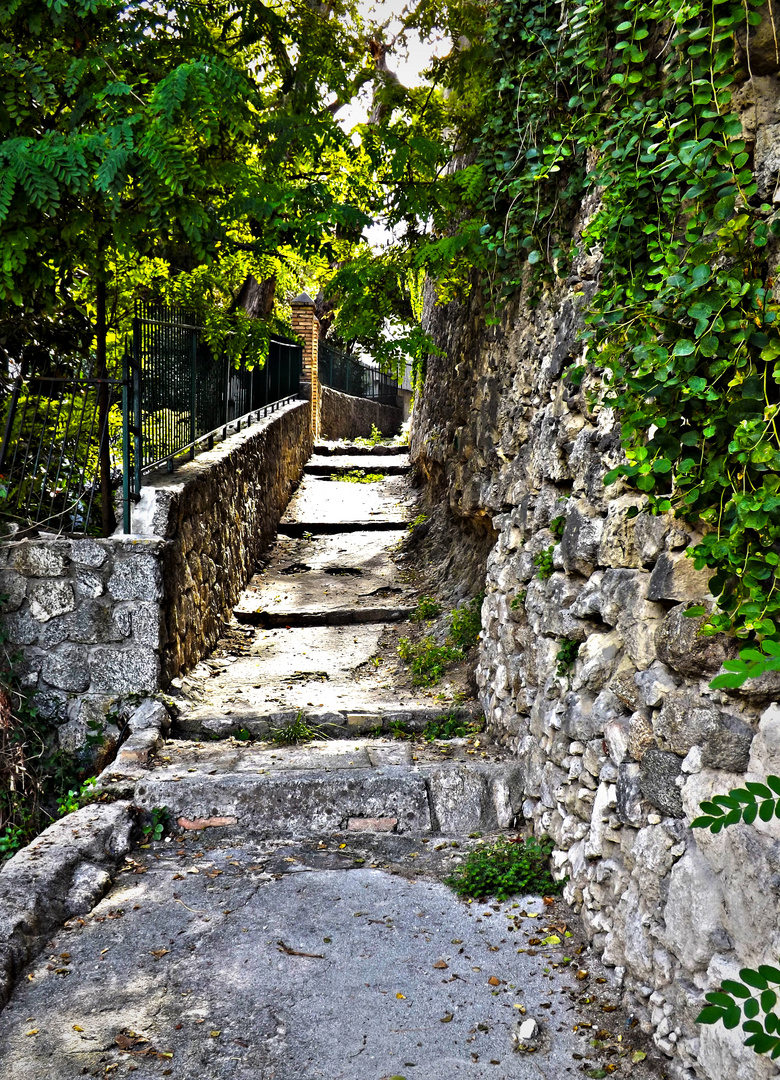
[313, 442, 409, 456]
[305, 454, 408, 475]
[281, 474, 412, 529]
[119, 738, 524, 838]
[233, 605, 413, 627]
[278, 520, 411, 536]
[174, 705, 477, 740]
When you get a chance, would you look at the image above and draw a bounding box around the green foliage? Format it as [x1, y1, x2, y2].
[422, 712, 482, 741]
[445, 835, 562, 902]
[698, 966, 780, 1058]
[550, 516, 566, 539]
[511, 591, 527, 610]
[330, 469, 384, 484]
[534, 547, 555, 581]
[57, 776, 98, 818]
[388, 719, 411, 739]
[233, 727, 252, 743]
[142, 806, 170, 843]
[396, 635, 463, 687]
[408, 513, 428, 530]
[442, 0, 780, 685]
[449, 593, 484, 648]
[354, 424, 384, 448]
[270, 711, 327, 745]
[556, 638, 580, 677]
[411, 595, 442, 622]
[0, 823, 25, 860]
[691, 777, 780, 832]
[692, 776, 780, 1056]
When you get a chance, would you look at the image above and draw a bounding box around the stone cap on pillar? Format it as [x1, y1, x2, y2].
[291, 292, 316, 307]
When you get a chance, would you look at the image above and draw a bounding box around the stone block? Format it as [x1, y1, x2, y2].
[627, 709, 656, 761]
[4, 610, 39, 646]
[347, 817, 397, 832]
[597, 496, 645, 569]
[70, 539, 108, 568]
[662, 847, 725, 970]
[605, 716, 630, 764]
[633, 512, 671, 566]
[108, 555, 163, 601]
[130, 602, 164, 649]
[41, 644, 90, 692]
[73, 568, 105, 599]
[11, 543, 67, 577]
[634, 662, 678, 708]
[616, 763, 646, 826]
[427, 766, 489, 833]
[42, 601, 127, 647]
[647, 551, 713, 603]
[654, 693, 754, 772]
[640, 748, 684, 818]
[0, 571, 27, 612]
[89, 646, 160, 694]
[129, 698, 170, 733]
[560, 503, 604, 576]
[28, 580, 75, 622]
[655, 605, 737, 678]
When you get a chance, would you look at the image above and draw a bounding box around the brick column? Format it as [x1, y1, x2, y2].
[291, 292, 320, 438]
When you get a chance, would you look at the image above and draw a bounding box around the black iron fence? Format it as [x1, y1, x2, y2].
[318, 341, 399, 405]
[0, 302, 304, 537]
[0, 366, 120, 535]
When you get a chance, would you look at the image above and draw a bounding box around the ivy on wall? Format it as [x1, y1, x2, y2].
[466, 0, 780, 682]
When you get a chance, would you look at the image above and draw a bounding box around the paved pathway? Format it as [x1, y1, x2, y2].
[0, 441, 663, 1079]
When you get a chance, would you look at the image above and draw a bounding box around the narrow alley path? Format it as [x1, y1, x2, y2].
[0, 443, 663, 1080]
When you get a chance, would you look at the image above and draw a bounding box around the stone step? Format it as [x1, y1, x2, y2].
[174, 705, 476, 740]
[110, 738, 523, 838]
[313, 442, 409, 456]
[278, 520, 410, 535]
[233, 605, 413, 627]
[305, 454, 408, 475]
[281, 474, 412, 529]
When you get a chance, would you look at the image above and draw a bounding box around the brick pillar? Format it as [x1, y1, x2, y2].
[291, 292, 320, 438]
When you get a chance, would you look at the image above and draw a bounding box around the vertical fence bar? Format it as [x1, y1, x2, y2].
[122, 346, 131, 534]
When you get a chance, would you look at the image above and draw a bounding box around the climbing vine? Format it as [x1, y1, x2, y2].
[463, 0, 780, 680]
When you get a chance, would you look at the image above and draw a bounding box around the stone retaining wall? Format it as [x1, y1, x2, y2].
[411, 85, 780, 1080]
[0, 399, 312, 754]
[320, 385, 402, 440]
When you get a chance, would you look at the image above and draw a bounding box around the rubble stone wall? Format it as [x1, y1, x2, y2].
[0, 399, 311, 755]
[320, 385, 402, 440]
[411, 87, 780, 1080]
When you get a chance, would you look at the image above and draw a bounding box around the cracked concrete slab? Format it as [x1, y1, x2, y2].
[0, 833, 662, 1080]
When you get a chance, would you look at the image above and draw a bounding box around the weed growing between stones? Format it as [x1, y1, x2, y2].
[555, 638, 580, 677]
[354, 423, 384, 448]
[422, 712, 483, 741]
[411, 595, 442, 621]
[407, 512, 428, 530]
[397, 636, 464, 687]
[449, 593, 484, 648]
[330, 468, 383, 483]
[141, 806, 170, 843]
[270, 711, 329, 745]
[533, 547, 555, 581]
[445, 835, 562, 902]
[57, 776, 98, 817]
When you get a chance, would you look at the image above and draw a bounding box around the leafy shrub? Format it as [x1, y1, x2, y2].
[396, 636, 463, 686]
[422, 712, 482, 741]
[550, 515, 565, 538]
[449, 593, 484, 648]
[445, 835, 562, 901]
[57, 776, 98, 818]
[411, 595, 441, 621]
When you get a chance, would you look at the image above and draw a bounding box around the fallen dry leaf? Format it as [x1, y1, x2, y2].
[277, 940, 324, 959]
[487, 976, 501, 987]
[440, 1013, 454, 1023]
[433, 960, 448, 970]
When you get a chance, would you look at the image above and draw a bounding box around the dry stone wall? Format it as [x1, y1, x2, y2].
[412, 103, 780, 1080]
[320, 385, 403, 440]
[0, 400, 312, 758]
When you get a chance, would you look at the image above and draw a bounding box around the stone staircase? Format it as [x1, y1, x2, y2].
[99, 440, 524, 840]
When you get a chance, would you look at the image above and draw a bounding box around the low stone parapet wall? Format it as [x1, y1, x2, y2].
[0, 399, 312, 753]
[320, 385, 402, 440]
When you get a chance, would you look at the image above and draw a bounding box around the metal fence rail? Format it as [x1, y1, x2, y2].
[0, 368, 119, 535]
[127, 302, 303, 528]
[318, 342, 399, 405]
